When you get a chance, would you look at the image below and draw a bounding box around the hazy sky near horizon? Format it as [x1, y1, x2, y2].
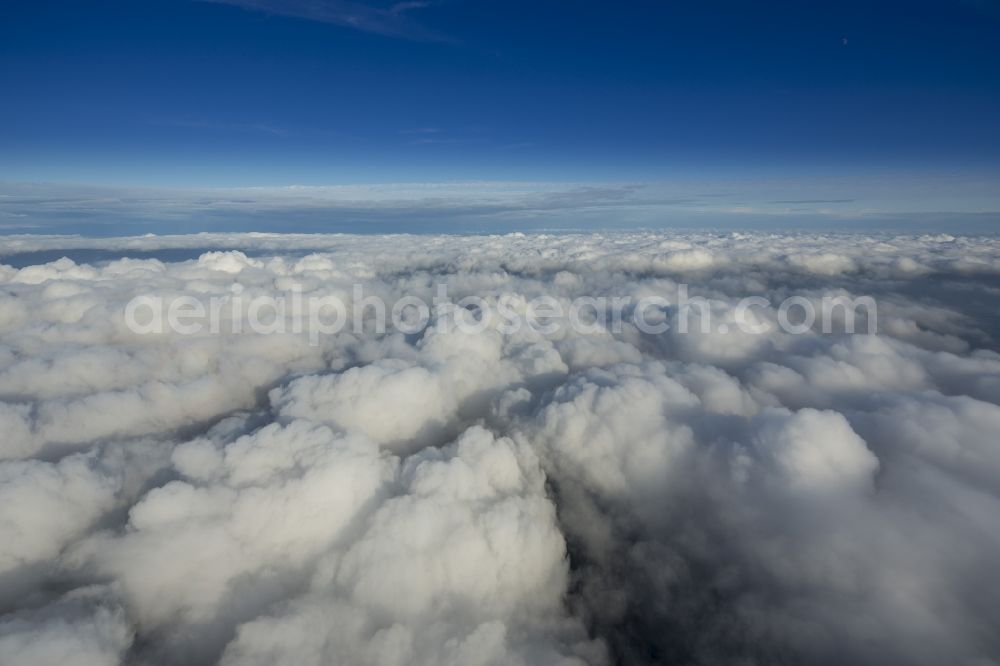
[3, 175, 1000, 236]
[1, 0, 999, 232]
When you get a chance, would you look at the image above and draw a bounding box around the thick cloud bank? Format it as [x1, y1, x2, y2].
[1, 231, 1000, 665]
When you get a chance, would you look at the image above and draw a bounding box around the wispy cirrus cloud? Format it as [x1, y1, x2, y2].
[198, 0, 442, 40]
[149, 116, 292, 137]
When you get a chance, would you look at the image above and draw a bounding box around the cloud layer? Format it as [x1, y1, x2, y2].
[1, 231, 1000, 665]
[3, 178, 998, 235]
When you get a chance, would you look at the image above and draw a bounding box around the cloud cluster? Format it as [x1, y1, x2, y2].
[1, 231, 1000, 665]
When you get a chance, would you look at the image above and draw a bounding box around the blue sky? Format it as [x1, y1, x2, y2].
[1, 0, 999, 232]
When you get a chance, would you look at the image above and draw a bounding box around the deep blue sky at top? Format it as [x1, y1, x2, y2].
[1, 0, 999, 186]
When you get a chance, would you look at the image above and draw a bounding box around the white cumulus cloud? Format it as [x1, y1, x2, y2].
[1, 230, 999, 665]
